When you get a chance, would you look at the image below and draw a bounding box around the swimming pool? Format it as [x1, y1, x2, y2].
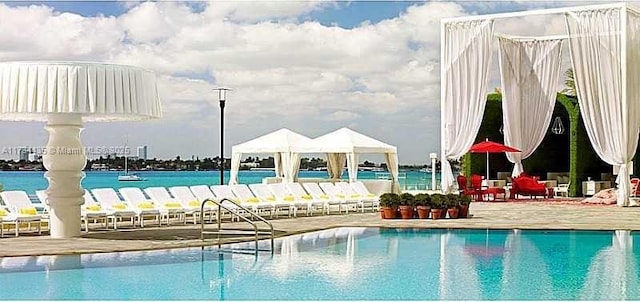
[0, 227, 638, 300]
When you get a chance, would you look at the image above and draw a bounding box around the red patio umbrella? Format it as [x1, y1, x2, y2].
[469, 138, 521, 180]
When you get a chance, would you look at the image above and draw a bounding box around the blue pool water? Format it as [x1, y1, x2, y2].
[1, 228, 639, 300]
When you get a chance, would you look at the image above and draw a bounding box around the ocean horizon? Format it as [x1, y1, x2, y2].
[1, 170, 439, 195]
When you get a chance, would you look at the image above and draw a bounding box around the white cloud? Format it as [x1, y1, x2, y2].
[0, 0, 587, 163]
[323, 110, 361, 121]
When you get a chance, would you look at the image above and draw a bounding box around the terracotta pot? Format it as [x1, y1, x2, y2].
[416, 206, 431, 219]
[382, 206, 396, 219]
[447, 207, 459, 219]
[431, 208, 443, 220]
[458, 204, 469, 218]
[380, 209, 386, 219]
[399, 205, 414, 219]
[440, 208, 447, 218]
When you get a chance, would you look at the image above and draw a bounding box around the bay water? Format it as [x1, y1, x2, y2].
[0, 170, 437, 195]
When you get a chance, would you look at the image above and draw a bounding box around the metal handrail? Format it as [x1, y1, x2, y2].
[200, 198, 274, 254]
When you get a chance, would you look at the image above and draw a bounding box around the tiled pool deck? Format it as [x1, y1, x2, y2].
[2, 201, 640, 257]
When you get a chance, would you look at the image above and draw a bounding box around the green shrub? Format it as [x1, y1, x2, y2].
[430, 193, 444, 209]
[414, 193, 430, 207]
[380, 193, 401, 207]
[400, 193, 416, 206]
[460, 195, 472, 205]
[445, 194, 460, 208]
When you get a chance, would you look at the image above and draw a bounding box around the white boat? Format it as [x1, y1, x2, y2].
[118, 173, 145, 181]
[118, 136, 145, 182]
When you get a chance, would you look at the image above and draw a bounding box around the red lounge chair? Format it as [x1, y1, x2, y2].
[511, 174, 548, 199]
[470, 174, 488, 201]
[457, 175, 474, 196]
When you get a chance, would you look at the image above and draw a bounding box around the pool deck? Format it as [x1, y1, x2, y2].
[2, 201, 640, 257]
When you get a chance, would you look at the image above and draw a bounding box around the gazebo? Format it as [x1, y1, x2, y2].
[299, 128, 400, 192]
[228, 128, 314, 184]
[440, 2, 640, 206]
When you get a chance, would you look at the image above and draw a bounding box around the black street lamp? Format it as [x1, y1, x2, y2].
[214, 88, 231, 185]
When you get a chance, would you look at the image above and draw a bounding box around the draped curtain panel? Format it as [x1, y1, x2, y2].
[279, 152, 291, 182]
[440, 19, 495, 193]
[498, 37, 563, 177]
[385, 153, 400, 193]
[346, 152, 359, 182]
[565, 7, 640, 206]
[281, 152, 302, 183]
[273, 152, 284, 179]
[229, 152, 242, 185]
[327, 153, 346, 179]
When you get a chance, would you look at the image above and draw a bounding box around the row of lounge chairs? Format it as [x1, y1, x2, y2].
[0, 181, 380, 236]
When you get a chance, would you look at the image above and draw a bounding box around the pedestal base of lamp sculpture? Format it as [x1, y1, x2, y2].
[42, 114, 86, 239]
[47, 201, 82, 238]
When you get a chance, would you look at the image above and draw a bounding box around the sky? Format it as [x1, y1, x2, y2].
[0, 0, 624, 164]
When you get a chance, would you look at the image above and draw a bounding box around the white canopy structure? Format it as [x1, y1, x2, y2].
[229, 128, 314, 184]
[440, 2, 640, 206]
[302, 128, 399, 190]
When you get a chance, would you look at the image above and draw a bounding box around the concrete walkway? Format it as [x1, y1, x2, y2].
[1, 201, 639, 257]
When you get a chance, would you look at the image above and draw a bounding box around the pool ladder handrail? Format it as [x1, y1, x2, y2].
[200, 198, 275, 255]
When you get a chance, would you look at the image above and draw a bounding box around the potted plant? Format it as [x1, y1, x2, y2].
[379, 193, 400, 219]
[399, 193, 415, 219]
[430, 193, 444, 220]
[445, 194, 460, 219]
[459, 195, 472, 218]
[414, 193, 431, 219]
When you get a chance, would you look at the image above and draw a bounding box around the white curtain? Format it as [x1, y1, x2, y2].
[498, 37, 563, 177]
[440, 19, 495, 193]
[273, 153, 284, 179]
[327, 153, 346, 179]
[385, 152, 400, 193]
[281, 152, 301, 183]
[228, 152, 242, 185]
[565, 8, 640, 206]
[346, 152, 359, 182]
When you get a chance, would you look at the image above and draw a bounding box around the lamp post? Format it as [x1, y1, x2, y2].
[430, 153, 438, 191]
[214, 88, 231, 185]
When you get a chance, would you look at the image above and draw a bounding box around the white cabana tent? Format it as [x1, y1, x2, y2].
[440, 2, 640, 206]
[229, 128, 314, 184]
[299, 128, 399, 191]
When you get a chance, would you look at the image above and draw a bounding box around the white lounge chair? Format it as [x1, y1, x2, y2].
[36, 189, 110, 231]
[144, 187, 193, 224]
[268, 183, 310, 217]
[118, 187, 171, 226]
[211, 184, 253, 220]
[302, 182, 342, 214]
[334, 182, 367, 212]
[350, 181, 380, 211]
[0, 191, 44, 236]
[189, 185, 216, 202]
[319, 182, 360, 214]
[228, 184, 273, 217]
[169, 186, 216, 223]
[286, 182, 328, 215]
[90, 188, 142, 229]
[248, 183, 293, 217]
[554, 181, 571, 197]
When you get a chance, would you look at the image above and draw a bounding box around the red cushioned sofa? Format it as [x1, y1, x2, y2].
[510, 174, 548, 199]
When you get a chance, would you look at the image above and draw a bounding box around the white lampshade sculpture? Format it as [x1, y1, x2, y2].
[0, 62, 162, 238]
